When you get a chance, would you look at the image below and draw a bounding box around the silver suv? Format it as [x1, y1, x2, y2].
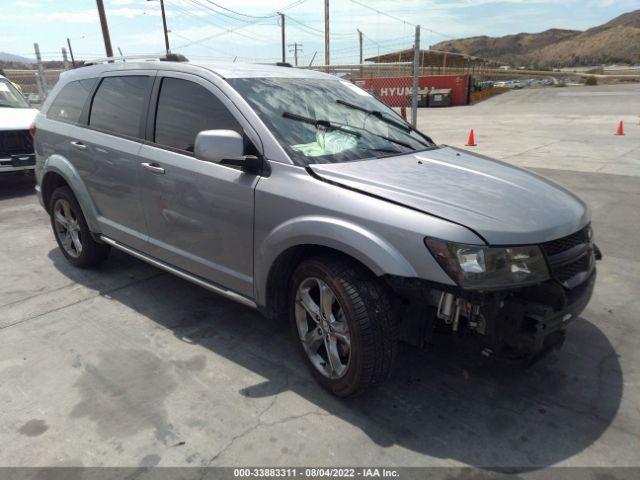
[34, 58, 600, 396]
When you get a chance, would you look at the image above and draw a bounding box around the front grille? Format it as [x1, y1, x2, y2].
[541, 226, 589, 257]
[0, 130, 33, 156]
[541, 225, 594, 288]
[554, 255, 591, 283]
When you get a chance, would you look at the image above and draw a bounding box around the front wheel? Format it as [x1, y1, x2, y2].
[289, 255, 397, 397]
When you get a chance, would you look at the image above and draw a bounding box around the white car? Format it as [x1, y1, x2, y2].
[0, 75, 38, 173]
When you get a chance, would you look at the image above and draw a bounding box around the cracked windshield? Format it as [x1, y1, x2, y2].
[228, 77, 432, 165]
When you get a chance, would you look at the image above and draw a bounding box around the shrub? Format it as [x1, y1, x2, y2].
[584, 76, 598, 86]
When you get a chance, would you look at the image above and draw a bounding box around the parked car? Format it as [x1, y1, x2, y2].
[34, 58, 601, 396]
[0, 74, 38, 174]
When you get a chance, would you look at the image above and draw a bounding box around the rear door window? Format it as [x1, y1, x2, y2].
[89, 76, 153, 138]
[47, 79, 97, 124]
[154, 77, 241, 153]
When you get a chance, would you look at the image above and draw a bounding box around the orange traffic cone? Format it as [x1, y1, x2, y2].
[615, 121, 624, 136]
[465, 129, 477, 146]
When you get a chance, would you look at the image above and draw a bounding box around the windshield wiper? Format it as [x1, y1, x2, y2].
[329, 122, 415, 150]
[336, 99, 432, 147]
[336, 99, 411, 132]
[282, 111, 360, 138]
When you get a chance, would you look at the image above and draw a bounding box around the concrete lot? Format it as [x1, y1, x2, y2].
[1, 84, 639, 470]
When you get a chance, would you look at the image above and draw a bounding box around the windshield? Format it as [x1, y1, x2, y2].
[227, 77, 434, 166]
[0, 78, 30, 109]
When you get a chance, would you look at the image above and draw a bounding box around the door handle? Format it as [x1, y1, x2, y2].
[70, 140, 87, 151]
[141, 162, 165, 174]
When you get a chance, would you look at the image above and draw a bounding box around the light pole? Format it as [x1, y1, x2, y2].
[147, 0, 170, 54]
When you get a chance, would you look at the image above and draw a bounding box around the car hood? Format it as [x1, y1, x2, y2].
[308, 146, 589, 245]
[0, 107, 38, 131]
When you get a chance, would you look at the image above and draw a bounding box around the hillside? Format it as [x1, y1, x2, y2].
[432, 10, 640, 67]
[0, 52, 34, 63]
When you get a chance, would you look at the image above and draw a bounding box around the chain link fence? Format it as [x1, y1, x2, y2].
[3, 68, 65, 105]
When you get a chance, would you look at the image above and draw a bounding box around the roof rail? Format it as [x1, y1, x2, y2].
[83, 53, 188, 66]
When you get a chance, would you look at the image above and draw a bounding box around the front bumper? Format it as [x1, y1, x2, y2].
[492, 269, 596, 360]
[386, 266, 597, 361]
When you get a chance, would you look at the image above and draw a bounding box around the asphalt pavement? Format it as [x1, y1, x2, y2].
[0, 84, 638, 471]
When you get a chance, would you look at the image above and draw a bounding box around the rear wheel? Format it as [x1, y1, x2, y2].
[289, 255, 397, 397]
[49, 186, 110, 268]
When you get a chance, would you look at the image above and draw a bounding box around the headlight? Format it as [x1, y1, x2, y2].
[425, 238, 549, 289]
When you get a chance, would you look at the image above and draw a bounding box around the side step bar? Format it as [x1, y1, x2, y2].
[100, 236, 257, 310]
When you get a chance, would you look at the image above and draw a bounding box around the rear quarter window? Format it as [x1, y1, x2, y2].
[47, 78, 97, 124]
[89, 76, 153, 138]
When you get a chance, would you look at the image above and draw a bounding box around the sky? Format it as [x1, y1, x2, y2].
[0, 0, 637, 65]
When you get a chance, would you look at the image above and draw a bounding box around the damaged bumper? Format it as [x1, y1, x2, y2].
[386, 265, 597, 363]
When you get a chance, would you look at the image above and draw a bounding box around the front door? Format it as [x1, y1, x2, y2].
[138, 73, 259, 298]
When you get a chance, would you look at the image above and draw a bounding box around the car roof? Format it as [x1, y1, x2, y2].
[62, 59, 336, 81]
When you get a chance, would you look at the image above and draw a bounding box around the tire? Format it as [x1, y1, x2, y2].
[49, 186, 110, 268]
[289, 255, 397, 397]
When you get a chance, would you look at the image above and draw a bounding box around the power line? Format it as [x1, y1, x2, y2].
[169, 30, 230, 56]
[184, 0, 258, 24]
[201, 0, 278, 19]
[286, 14, 356, 37]
[167, 0, 265, 40]
[348, 0, 456, 40]
[347, 0, 416, 27]
[172, 14, 275, 49]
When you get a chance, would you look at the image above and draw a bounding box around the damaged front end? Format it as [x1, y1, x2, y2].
[388, 224, 601, 364]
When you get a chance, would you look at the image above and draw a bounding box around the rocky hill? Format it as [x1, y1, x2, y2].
[431, 10, 640, 68]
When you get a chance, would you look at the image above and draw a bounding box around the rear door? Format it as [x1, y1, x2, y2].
[68, 71, 155, 250]
[138, 72, 260, 298]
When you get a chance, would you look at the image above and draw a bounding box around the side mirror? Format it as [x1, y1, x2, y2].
[194, 129, 265, 174]
[195, 129, 244, 163]
[194, 130, 269, 175]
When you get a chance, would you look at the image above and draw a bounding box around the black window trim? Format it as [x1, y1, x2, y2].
[83, 69, 157, 143]
[144, 71, 264, 158]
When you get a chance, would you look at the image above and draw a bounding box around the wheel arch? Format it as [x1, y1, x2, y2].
[41, 156, 100, 233]
[255, 216, 417, 319]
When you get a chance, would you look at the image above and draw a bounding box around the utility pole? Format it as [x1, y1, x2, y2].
[357, 29, 363, 76]
[67, 38, 76, 68]
[288, 43, 302, 66]
[277, 12, 286, 63]
[411, 25, 421, 128]
[146, 0, 170, 54]
[159, 0, 170, 54]
[95, 0, 113, 58]
[324, 0, 330, 65]
[62, 47, 69, 70]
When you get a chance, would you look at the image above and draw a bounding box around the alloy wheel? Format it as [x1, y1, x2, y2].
[53, 199, 83, 258]
[294, 277, 351, 379]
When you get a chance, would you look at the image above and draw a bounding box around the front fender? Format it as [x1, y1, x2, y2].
[254, 215, 418, 306]
[42, 155, 101, 233]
